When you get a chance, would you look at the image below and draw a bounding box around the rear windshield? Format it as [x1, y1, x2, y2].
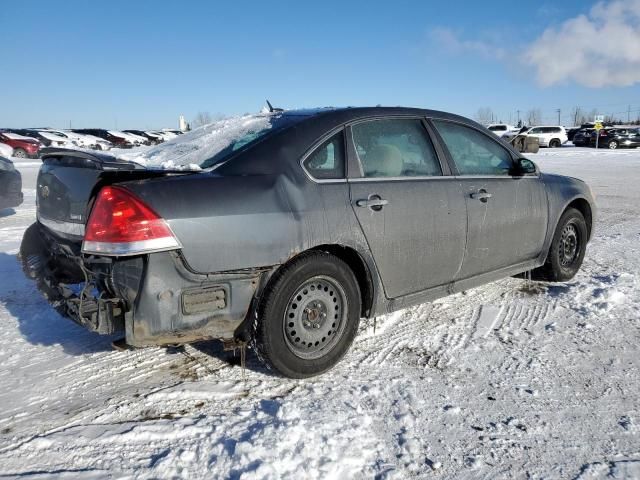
[120, 113, 306, 170]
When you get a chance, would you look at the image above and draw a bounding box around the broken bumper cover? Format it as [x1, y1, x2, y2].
[21, 223, 266, 346]
[126, 251, 264, 347]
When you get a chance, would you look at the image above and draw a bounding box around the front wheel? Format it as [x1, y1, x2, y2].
[549, 139, 561, 148]
[13, 148, 27, 158]
[608, 140, 618, 149]
[532, 208, 588, 282]
[253, 251, 361, 378]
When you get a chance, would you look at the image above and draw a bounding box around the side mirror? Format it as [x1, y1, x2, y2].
[516, 158, 537, 175]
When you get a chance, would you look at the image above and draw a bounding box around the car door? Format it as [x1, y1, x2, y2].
[348, 118, 467, 299]
[431, 119, 548, 280]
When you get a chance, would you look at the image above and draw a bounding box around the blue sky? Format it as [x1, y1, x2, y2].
[1, 0, 639, 129]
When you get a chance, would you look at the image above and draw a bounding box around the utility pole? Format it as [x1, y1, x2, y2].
[556, 108, 561, 125]
[516, 109, 521, 124]
[628, 105, 631, 124]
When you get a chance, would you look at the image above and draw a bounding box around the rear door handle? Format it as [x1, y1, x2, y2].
[356, 195, 388, 210]
[470, 190, 492, 202]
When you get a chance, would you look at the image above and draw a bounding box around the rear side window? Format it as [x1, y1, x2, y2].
[351, 119, 441, 178]
[303, 131, 345, 180]
[433, 120, 514, 176]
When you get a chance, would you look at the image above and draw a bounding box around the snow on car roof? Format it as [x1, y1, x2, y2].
[2, 132, 38, 141]
[118, 114, 276, 170]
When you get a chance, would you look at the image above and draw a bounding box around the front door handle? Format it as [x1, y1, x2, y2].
[356, 195, 388, 211]
[470, 190, 492, 202]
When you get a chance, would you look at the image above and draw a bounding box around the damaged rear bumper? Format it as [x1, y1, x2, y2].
[20, 222, 268, 346]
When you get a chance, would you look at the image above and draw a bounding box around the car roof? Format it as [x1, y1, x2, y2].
[280, 106, 473, 124]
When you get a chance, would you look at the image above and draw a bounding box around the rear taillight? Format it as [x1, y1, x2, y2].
[82, 186, 181, 256]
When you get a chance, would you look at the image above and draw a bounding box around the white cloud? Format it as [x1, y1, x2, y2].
[525, 0, 640, 87]
[429, 27, 506, 60]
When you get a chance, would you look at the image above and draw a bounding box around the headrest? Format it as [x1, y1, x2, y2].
[365, 144, 402, 177]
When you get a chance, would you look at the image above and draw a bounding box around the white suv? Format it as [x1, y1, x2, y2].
[522, 126, 568, 148]
[487, 124, 519, 138]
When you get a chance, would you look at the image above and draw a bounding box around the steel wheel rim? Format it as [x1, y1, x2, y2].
[283, 275, 348, 360]
[560, 223, 579, 266]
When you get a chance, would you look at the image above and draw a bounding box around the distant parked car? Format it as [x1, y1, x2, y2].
[508, 126, 567, 148]
[152, 130, 178, 141]
[572, 129, 593, 147]
[72, 129, 133, 149]
[112, 131, 149, 146]
[4, 129, 53, 147]
[567, 127, 582, 141]
[0, 156, 23, 210]
[36, 129, 99, 149]
[42, 129, 114, 150]
[124, 130, 164, 145]
[590, 128, 640, 149]
[28, 130, 77, 148]
[0, 131, 41, 158]
[487, 124, 519, 138]
[162, 129, 184, 136]
[21, 106, 596, 378]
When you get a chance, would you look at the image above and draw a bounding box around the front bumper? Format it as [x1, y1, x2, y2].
[21, 223, 267, 346]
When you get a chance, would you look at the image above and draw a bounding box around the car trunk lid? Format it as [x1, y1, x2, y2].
[36, 149, 187, 241]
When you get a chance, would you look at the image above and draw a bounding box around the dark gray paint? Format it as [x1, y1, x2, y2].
[29, 107, 596, 346]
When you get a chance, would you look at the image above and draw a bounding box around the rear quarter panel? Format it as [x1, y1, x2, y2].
[123, 172, 370, 276]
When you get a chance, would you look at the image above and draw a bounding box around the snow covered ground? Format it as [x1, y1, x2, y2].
[0, 147, 639, 479]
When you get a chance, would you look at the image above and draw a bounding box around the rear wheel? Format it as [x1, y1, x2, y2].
[608, 140, 618, 149]
[532, 208, 587, 282]
[13, 148, 27, 158]
[252, 251, 361, 378]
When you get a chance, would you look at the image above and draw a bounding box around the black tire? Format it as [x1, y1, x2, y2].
[532, 208, 587, 282]
[13, 148, 27, 158]
[608, 140, 618, 150]
[549, 139, 561, 148]
[252, 251, 361, 378]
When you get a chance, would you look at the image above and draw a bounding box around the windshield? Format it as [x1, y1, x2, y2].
[119, 113, 304, 170]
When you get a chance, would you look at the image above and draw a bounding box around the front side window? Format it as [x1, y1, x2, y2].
[351, 119, 441, 178]
[433, 120, 514, 176]
[302, 131, 345, 180]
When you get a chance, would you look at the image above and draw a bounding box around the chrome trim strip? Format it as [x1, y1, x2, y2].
[454, 175, 540, 179]
[348, 175, 451, 182]
[82, 237, 182, 256]
[38, 214, 85, 236]
[348, 174, 539, 182]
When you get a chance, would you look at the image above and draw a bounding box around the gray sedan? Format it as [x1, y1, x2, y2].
[21, 107, 595, 378]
